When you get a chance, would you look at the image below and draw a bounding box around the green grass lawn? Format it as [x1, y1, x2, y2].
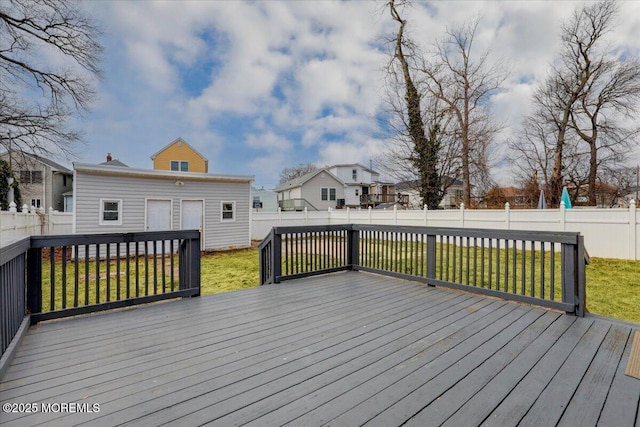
[202, 247, 640, 323]
[40, 246, 640, 324]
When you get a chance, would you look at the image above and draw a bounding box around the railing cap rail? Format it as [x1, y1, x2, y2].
[30, 229, 201, 248]
[269, 223, 581, 244]
[0, 237, 31, 267]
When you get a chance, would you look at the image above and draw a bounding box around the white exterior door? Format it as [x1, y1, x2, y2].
[181, 200, 204, 249]
[146, 200, 172, 231]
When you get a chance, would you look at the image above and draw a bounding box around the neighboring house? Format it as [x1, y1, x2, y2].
[396, 178, 463, 209]
[0, 150, 73, 211]
[275, 168, 346, 211]
[327, 164, 379, 207]
[251, 186, 278, 212]
[101, 153, 128, 168]
[568, 181, 627, 208]
[73, 163, 253, 250]
[150, 137, 208, 173]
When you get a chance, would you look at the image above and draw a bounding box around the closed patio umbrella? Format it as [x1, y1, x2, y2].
[560, 186, 572, 209]
[537, 189, 547, 209]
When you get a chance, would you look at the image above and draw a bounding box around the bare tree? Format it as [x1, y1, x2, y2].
[517, 0, 640, 207]
[379, 0, 459, 209]
[279, 163, 318, 184]
[0, 0, 102, 159]
[421, 18, 508, 206]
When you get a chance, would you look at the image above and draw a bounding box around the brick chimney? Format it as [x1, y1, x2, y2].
[106, 153, 112, 162]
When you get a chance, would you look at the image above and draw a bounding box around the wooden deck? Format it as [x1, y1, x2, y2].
[1, 271, 639, 426]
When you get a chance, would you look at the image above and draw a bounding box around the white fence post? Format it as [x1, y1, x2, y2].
[328, 207, 332, 225]
[368, 206, 372, 224]
[424, 204, 428, 226]
[560, 201, 566, 231]
[346, 206, 350, 224]
[394, 205, 398, 225]
[630, 199, 637, 260]
[505, 202, 511, 230]
[304, 207, 308, 225]
[460, 203, 465, 228]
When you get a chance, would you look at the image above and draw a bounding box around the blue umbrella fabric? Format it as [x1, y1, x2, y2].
[560, 186, 572, 209]
[537, 189, 548, 209]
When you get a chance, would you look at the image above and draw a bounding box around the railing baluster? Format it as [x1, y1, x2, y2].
[106, 244, 111, 302]
[521, 239, 525, 296]
[489, 238, 493, 289]
[135, 241, 140, 297]
[512, 239, 517, 294]
[84, 244, 89, 306]
[541, 242, 545, 299]
[551, 242, 555, 300]
[49, 246, 55, 311]
[496, 239, 500, 291]
[117, 243, 121, 300]
[153, 241, 158, 295]
[479, 238, 484, 288]
[95, 244, 100, 304]
[531, 241, 536, 297]
[144, 240, 149, 296]
[61, 246, 67, 309]
[74, 245, 79, 307]
[505, 239, 509, 293]
[162, 240, 166, 293]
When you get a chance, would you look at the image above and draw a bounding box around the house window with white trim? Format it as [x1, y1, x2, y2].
[170, 161, 189, 172]
[321, 188, 337, 201]
[221, 201, 235, 221]
[100, 199, 122, 225]
[352, 169, 357, 180]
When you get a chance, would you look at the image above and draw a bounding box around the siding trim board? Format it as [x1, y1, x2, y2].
[74, 163, 252, 184]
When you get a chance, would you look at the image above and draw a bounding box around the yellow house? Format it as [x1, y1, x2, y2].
[150, 137, 208, 173]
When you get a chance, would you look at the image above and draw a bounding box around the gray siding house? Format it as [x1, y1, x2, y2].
[275, 169, 346, 211]
[0, 151, 73, 211]
[73, 163, 253, 250]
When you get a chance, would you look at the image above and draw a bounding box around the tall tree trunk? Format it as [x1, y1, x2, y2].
[390, 0, 441, 209]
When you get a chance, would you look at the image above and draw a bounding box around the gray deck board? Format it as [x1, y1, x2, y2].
[0, 271, 638, 427]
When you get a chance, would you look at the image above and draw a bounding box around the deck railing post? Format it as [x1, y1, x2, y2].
[26, 247, 42, 324]
[561, 242, 577, 314]
[347, 225, 360, 270]
[577, 236, 586, 317]
[426, 234, 436, 285]
[189, 234, 201, 296]
[273, 230, 282, 283]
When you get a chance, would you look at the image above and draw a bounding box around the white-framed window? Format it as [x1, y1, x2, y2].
[31, 198, 41, 208]
[352, 169, 357, 180]
[170, 160, 189, 172]
[221, 201, 235, 221]
[99, 198, 122, 225]
[321, 188, 337, 201]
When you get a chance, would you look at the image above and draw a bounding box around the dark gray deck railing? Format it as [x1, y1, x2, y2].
[259, 224, 588, 317]
[0, 230, 201, 358]
[0, 238, 29, 357]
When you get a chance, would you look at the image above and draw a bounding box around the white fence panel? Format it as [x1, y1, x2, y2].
[0, 209, 73, 247]
[252, 200, 639, 260]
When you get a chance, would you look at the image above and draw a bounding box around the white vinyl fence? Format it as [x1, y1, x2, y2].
[0, 207, 73, 247]
[252, 200, 639, 260]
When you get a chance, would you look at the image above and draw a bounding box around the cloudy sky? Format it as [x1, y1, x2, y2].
[73, 0, 640, 188]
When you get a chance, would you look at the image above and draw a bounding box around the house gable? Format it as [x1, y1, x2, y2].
[150, 137, 209, 173]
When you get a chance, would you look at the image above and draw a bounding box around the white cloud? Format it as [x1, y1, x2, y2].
[77, 0, 640, 187]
